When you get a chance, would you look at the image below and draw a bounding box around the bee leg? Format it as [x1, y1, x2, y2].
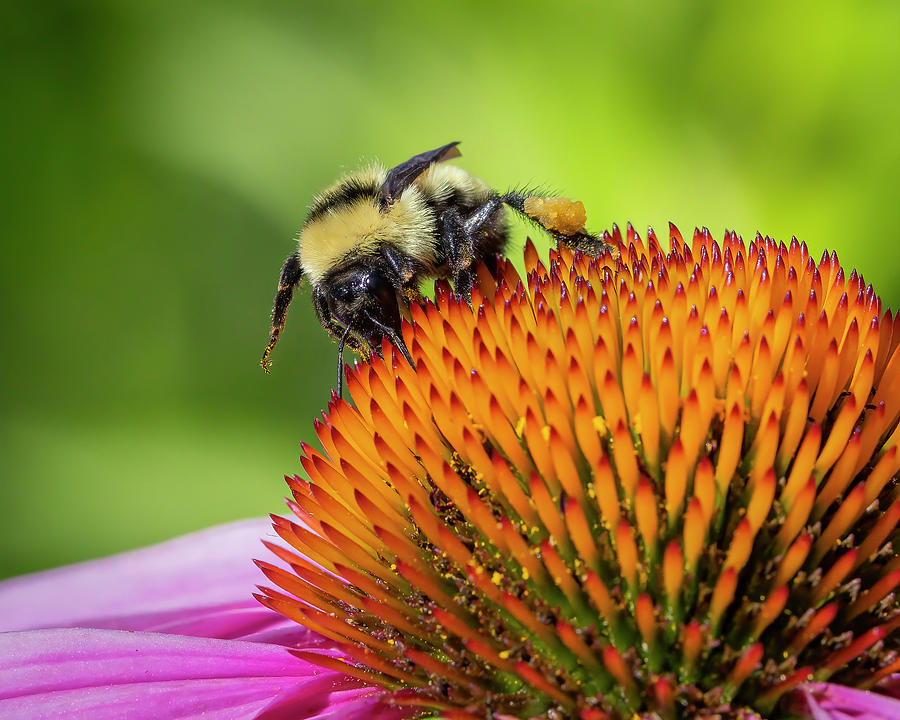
[381, 245, 425, 303]
[382, 245, 418, 286]
[500, 191, 610, 256]
[261, 252, 303, 372]
[440, 207, 474, 299]
[442, 198, 510, 300]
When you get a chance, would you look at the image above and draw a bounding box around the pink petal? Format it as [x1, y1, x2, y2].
[0, 519, 295, 640]
[795, 682, 900, 719]
[0, 628, 407, 720]
[801, 694, 840, 720]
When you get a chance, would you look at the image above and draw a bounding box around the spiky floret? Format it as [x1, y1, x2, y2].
[257, 224, 900, 719]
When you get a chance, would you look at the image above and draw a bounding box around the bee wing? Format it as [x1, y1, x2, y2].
[378, 141, 462, 209]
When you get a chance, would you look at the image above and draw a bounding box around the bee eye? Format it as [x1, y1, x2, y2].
[366, 269, 395, 307]
[364, 269, 388, 292]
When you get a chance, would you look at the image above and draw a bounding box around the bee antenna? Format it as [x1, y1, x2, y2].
[335, 324, 353, 398]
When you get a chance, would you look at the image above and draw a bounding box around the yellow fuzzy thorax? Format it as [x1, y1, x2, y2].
[298, 163, 492, 285]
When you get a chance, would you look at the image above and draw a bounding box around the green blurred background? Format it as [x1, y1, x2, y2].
[2, 0, 900, 579]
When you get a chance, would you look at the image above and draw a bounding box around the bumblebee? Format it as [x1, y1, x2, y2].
[261, 142, 601, 394]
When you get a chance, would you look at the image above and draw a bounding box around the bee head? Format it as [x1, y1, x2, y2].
[318, 260, 408, 355]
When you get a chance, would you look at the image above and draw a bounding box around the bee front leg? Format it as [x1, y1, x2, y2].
[261, 252, 303, 372]
[381, 245, 425, 304]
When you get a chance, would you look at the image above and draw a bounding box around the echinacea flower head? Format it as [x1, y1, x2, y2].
[258, 224, 900, 719]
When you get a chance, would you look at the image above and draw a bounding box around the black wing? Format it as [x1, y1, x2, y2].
[378, 141, 462, 211]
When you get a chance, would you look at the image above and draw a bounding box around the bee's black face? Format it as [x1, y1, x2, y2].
[311, 260, 415, 397]
[326, 264, 403, 350]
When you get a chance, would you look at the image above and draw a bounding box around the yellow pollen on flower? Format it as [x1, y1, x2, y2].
[259, 226, 900, 719]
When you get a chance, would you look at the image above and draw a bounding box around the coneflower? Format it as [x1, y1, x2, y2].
[258, 224, 900, 719]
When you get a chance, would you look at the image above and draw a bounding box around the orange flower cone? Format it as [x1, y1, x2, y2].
[258, 224, 900, 719]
